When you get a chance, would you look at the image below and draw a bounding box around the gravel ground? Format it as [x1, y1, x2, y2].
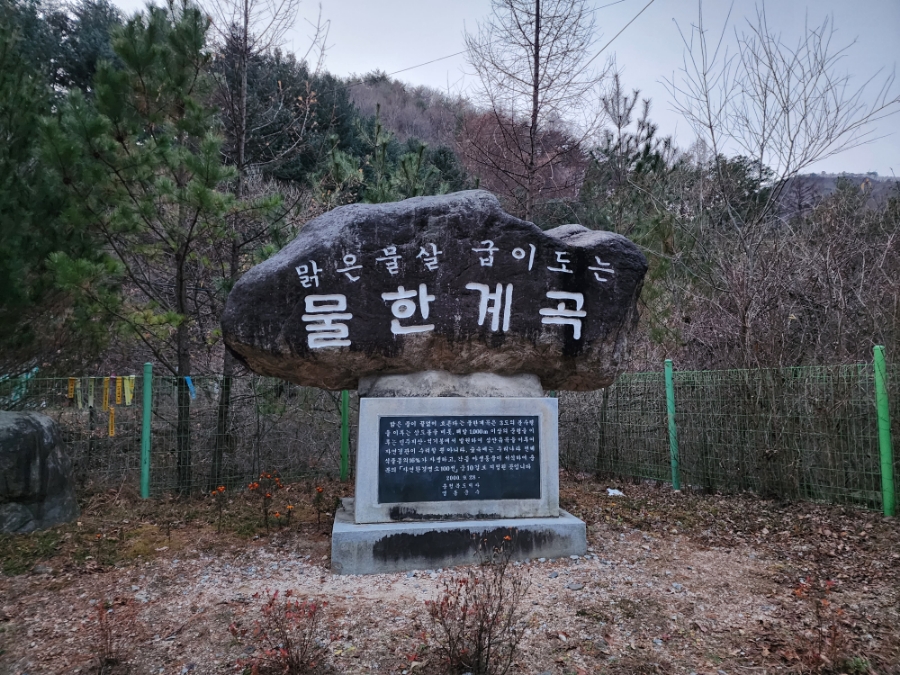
[1, 478, 898, 675]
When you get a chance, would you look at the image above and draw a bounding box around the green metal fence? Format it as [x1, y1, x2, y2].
[0, 371, 357, 496]
[1, 358, 896, 510]
[559, 361, 898, 512]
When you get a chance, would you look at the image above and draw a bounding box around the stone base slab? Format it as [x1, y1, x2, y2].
[331, 498, 586, 575]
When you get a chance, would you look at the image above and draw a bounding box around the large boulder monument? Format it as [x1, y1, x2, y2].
[222, 190, 647, 573]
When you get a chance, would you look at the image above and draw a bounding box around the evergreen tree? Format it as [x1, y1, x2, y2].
[1, 0, 123, 95]
[0, 5, 112, 368]
[45, 0, 234, 494]
[0, 15, 50, 319]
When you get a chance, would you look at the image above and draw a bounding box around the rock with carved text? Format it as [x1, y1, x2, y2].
[222, 191, 646, 390]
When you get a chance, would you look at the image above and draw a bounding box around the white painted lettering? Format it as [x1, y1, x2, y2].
[336, 253, 362, 282]
[416, 243, 443, 271]
[376, 245, 401, 275]
[511, 244, 537, 270]
[295, 260, 321, 288]
[465, 282, 513, 332]
[587, 256, 615, 282]
[539, 291, 586, 339]
[381, 284, 436, 334]
[547, 251, 574, 274]
[301, 294, 352, 348]
[472, 240, 499, 267]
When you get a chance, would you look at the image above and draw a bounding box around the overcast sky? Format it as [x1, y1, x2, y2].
[112, 0, 900, 176]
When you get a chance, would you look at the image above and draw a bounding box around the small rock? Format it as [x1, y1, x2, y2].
[566, 582, 584, 591]
[606, 488, 625, 497]
[538, 557, 546, 563]
[653, 638, 663, 646]
[569, 555, 580, 560]
[549, 571, 559, 579]
[32, 564, 53, 575]
[672, 583, 684, 592]
[406, 571, 415, 578]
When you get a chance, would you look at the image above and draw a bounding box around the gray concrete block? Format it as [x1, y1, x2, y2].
[331, 498, 586, 575]
[358, 371, 544, 398]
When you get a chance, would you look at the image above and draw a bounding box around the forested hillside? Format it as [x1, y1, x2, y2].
[1, 0, 898, 381]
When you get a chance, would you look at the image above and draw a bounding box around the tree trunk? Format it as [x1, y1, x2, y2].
[211, 351, 234, 489]
[211, 239, 240, 489]
[175, 248, 192, 495]
[211, 3, 249, 489]
[526, 0, 541, 222]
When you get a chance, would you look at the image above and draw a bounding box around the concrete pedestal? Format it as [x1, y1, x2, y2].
[331, 498, 586, 575]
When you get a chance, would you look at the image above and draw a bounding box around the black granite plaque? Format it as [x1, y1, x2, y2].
[377, 415, 541, 503]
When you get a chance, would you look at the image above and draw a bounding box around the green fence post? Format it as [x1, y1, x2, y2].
[340, 390, 350, 482]
[874, 346, 895, 517]
[665, 359, 681, 491]
[140, 362, 152, 499]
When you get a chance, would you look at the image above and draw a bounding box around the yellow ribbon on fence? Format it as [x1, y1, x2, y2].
[108, 406, 115, 437]
[88, 378, 95, 409]
[115, 376, 123, 405]
[67, 378, 76, 399]
[123, 376, 135, 406]
[102, 377, 110, 411]
[75, 379, 82, 410]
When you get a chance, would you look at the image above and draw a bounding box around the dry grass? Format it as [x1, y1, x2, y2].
[0, 475, 898, 674]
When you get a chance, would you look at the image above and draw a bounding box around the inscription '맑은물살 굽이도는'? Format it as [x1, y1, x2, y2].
[377, 415, 541, 504]
[297, 239, 615, 348]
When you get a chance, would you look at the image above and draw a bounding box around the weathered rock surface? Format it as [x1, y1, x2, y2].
[222, 190, 646, 390]
[0, 411, 79, 533]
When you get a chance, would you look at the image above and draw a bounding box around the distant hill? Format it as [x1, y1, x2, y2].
[792, 172, 899, 200]
[346, 72, 469, 148]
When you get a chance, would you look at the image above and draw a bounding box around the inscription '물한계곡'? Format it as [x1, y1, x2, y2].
[222, 190, 647, 391]
[377, 415, 541, 503]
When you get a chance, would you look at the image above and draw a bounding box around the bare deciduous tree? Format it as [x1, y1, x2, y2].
[464, 0, 609, 221]
[666, 2, 899, 228]
[200, 0, 328, 487]
[652, 3, 900, 370]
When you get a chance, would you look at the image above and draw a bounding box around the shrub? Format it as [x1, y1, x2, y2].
[230, 589, 329, 674]
[426, 534, 529, 675]
[793, 576, 851, 674]
[90, 597, 135, 674]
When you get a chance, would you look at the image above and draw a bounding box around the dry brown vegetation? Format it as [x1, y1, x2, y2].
[1, 476, 898, 674]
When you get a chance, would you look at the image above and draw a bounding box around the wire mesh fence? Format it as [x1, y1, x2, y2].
[145, 376, 356, 495]
[0, 372, 357, 496]
[1, 361, 896, 509]
[0, 373, 146, 491]
[560, 364, 899, 510]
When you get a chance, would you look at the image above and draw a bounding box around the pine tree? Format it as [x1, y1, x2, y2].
[0, 5, 112, 367]
[45, 0, 234, 494]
